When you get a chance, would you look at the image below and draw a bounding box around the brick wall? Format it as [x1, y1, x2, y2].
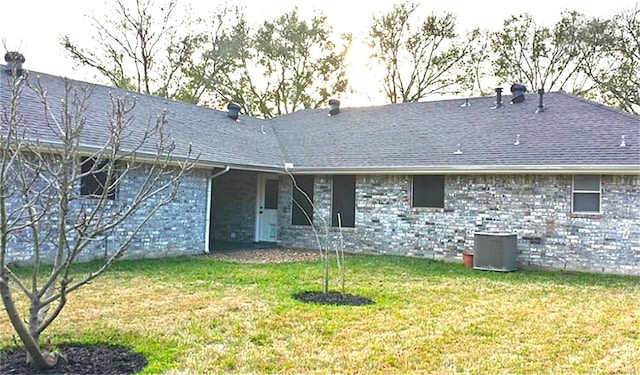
[278, 174, 640, 275]
[5, 166, 209, 264]
[210, 170, 258, 243]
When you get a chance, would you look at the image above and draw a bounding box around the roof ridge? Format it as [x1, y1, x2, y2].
[554, 90, 640, 121]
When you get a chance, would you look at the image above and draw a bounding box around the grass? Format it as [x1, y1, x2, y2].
[1, 254, 639, 374]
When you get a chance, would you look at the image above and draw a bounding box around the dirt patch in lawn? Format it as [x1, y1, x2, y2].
[201, 247, 323, 264]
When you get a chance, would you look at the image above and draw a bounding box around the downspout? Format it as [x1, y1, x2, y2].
[204, 166, 230, 253]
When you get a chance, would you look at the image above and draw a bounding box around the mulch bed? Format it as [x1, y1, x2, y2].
[0, 345, 147, 375]
[293, 291, 374, 306]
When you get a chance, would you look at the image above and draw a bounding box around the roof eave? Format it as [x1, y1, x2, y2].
[278, 164, 640, 175]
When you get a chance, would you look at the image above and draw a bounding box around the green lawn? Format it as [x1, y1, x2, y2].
[1, 254, 639, 374]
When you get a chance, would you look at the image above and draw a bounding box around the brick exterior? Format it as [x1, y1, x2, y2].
[9, 167, 638, 276]
[5, 167, 210, 264]
[278, 174, 640, 275]
[210, 170, 258, 243]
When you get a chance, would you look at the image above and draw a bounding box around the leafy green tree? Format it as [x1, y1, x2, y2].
[214, 8, 351, 118]
[578, 7, 640, 114]
[62, 3, 350, 118]
[490, 11, 591, 94]
[168, 6, 246, 106]
[458, 29, 495, 97]
[368, 1, 480, 103]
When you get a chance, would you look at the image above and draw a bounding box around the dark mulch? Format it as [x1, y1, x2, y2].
[1, 345, 147, 375]
[293, 291, 374, 306]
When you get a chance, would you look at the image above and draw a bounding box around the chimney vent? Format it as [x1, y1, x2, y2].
[510, 84, 526, 104]
[227, 102, 241, 120]
[328, 99, 340, 116]
[4, 51, 25, 76]
[536, 89, 545, 113]
[491, 87, 504, 109]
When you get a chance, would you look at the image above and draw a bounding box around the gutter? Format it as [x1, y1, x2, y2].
[277, 164, 640, 175]
[204, 166, 230, 253]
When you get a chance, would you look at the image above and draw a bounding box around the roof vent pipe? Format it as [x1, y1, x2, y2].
[227, 102, 241, 120]
[4, 51, 25, 76]
[536, 89, 545, 113]
[491, 87, 504, 109]
[328, 99, 340, 116]
[510, 84, 526, 103]
[619, 135, 626, 147]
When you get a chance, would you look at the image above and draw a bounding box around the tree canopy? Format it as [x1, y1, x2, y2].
[60, 0, 640, 114]
[368, 1, 480, 103]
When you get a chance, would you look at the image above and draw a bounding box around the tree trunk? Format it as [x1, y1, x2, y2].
[323, 249, 329, 294]
[0, 280, 57, 369]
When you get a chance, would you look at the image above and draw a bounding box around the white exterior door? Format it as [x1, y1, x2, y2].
[257, 176, 279, 242]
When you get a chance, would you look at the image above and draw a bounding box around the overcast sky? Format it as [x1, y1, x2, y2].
[2, 0, 637, 105]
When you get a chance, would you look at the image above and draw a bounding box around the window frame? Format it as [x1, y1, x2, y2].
[331, 175, 355, 228]
[291, 175, 314, 226]
[411, 175, 445, 209]
[571, 175, 601, 214]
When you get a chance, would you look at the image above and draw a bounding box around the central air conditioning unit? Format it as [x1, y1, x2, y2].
[473, 232, 518, 271]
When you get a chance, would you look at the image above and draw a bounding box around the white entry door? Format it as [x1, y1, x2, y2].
[257, 176, 279, 242]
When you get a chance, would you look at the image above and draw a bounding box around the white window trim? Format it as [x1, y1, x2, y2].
[571, 175, 602, 214]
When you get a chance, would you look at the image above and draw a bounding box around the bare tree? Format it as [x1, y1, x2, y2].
[368, 1, 480, 103]
[287, 172, 345, 295]
[0, 55, 196, 369]
[61, 0, 193, 98]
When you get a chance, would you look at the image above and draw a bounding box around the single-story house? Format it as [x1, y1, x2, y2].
[2, 59, 639, 275]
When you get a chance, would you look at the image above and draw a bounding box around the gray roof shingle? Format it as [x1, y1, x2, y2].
[1, 67, 284, 170]
[2, 65, 638, 174]
[271, 92, 640, 173]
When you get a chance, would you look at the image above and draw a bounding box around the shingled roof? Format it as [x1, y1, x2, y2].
[2, 64, 638, 174]
[271, 92, 640, 173]
[0, 66, 284, 171]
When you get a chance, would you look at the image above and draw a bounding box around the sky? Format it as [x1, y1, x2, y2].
[2, 0, 638, 106]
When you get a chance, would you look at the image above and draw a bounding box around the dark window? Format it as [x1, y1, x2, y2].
[412, 175, 444, 208]
[291, 176, 314, 226]
[264, 180, 279, 209]
[80, 157, 116, 199]
[572, 175, 600, 213]
[332, 175, 355, 227]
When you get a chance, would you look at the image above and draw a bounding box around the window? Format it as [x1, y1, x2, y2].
[332, 175, 355, 227]
[412, 175, 444, 208]
[572, 175, 601, 213]
[264, 180, 279, 209]
[80, 157, 116, 199]
[291, 176, 314, 226]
